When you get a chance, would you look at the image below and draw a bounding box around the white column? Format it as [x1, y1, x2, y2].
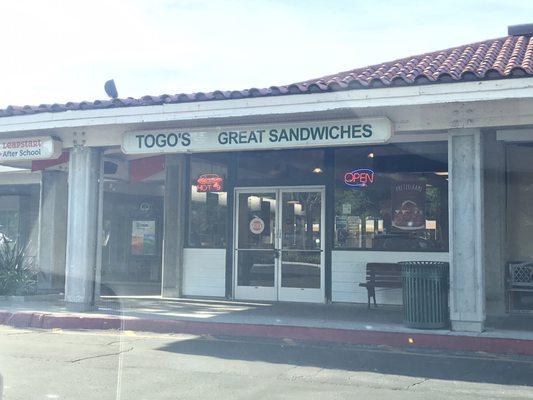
[38, 170, 68, 291]
[65, 146, 102, 311]
[448, 128, 486, 332]
[161, 154, 186, 297]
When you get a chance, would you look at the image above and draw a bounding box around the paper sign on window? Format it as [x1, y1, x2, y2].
[131, 220, 157, 255]
[391, 182, 426, 231]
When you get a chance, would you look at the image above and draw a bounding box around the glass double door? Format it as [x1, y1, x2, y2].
[234, 187, 325, 303]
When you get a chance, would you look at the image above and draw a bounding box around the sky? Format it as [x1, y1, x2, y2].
[0, 0, 532, 108]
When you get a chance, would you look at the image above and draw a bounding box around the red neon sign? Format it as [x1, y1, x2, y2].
[344, 169, 375, 187]
[196, 173, 224, 192]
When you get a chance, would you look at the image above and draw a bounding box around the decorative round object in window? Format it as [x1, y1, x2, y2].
[139, 202, 152, 211]
[249, 217, 265, 235]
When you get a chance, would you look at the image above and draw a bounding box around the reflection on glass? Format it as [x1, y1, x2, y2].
[238, 193, 276, 250]
[281, 251, 320, 288]
[0, 195, 20, 243]
[507, 144, 533, 261]
[0, 189, 39, 266]
[281, 192, 321, 250]
[333, 143, 449, 251]
[237, 149, 325, 180]
[237, 250, 275, 287]
[188, 155, 228, 248]
[101, 181, 164, 296]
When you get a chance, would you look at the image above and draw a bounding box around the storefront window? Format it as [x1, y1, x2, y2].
[334, 142, 448, 251]
[0, 186, 40, 262]
[188, 155, 228, 248]
[100, 155, 166, 296]
[506, 144, 533, 262]
[506, 144, 533, 311]
[0, 195, 20, 243]
[237, 148, 325, 181]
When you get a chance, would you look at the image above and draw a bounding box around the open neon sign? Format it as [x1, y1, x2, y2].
[344, 169, 375, 188]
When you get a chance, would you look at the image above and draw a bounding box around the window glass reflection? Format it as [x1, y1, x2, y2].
[188, 155, 228, 248]
[334, 143, 448, 251]
[237, 149, 325, 181]
[237, 250, 275, 287]
[101, 179, 164, 296]
[237, 193, 276, 250]
[281, 192, 321, 250]
[281, 251, 320, 289]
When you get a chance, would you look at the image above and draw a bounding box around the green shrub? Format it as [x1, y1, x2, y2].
[0, 241, 37, 296]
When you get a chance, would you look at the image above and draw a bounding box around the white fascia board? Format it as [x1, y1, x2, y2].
[0, 78, 532, 134]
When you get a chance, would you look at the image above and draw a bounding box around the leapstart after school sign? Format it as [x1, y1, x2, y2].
[122, 118, 393, 155]
[0, 136, 62, 162]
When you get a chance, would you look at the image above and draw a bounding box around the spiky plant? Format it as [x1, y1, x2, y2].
[0, 241, 37, 296]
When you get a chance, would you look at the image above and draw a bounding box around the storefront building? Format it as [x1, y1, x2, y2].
[1, 27, 533, 332]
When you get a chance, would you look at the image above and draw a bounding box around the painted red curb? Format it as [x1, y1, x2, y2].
[1, 310, 532, 356]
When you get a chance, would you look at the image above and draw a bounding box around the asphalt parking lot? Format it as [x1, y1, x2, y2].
[1, 326, 532, 400]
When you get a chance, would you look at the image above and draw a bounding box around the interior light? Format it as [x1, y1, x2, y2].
[435, 172, 448, 176]
[191, 186, 207, 203]
[217, 192, 227, 206]
[426, 220, 437, 230]
[367, 152, 375, 158]
[312, 167, 323, 174]
[248, 196, 261, 211]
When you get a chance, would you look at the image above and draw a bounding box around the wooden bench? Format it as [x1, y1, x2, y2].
[359, 262, 402, 308]
[507, 262, 533, 311]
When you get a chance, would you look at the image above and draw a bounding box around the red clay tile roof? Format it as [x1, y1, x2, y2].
[1, 35, 532, 118]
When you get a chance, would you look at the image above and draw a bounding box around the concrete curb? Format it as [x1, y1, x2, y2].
[1, 310, 533, 356]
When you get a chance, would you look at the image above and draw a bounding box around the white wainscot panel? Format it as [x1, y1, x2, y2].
[332, 251, 449, 305]
[183, 248, 226, 297]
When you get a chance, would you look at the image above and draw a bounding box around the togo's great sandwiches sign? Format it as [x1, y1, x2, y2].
[122, 118, 393, 155]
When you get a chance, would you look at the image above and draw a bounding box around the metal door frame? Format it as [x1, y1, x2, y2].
[278, 187, 325, 303]
[233, 187, 278, 301]
[233, 186, 325, 303]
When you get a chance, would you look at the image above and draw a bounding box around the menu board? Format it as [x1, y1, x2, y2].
[391, 182, 426, 231]
[131, 220, 157, 255]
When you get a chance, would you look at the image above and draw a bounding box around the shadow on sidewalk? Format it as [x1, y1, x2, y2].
[99, 297, 405, 328]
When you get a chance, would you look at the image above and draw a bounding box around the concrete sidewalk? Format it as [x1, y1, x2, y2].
[1, 297, 533, 356]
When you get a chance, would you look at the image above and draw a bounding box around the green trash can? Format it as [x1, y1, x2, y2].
[399, 261, 450, 329]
